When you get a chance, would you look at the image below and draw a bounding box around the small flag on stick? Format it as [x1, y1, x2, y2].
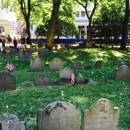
[71, 69, 75, 85]
[6, 60, 13, 72]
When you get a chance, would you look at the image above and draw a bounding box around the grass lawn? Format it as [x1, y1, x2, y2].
[0, 48, 130, 130]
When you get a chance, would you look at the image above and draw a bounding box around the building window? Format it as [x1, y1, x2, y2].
[81, 11, 85, 17]
[75, 11, 79, 17]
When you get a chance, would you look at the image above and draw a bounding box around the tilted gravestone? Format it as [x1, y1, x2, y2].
[95, 60, 102, 69]
[37, 101, 81, 130]
[34, 75, 50, 86]
[49, 58, 64, 71]
[59, 68, 72, 83]
[77, 73, 86, 84]
[72, 61, 81, 70]
[84, 98, 120, 130]
[0, 114, 26, 130]
[115, 65, 130, 81]
[0, 71, 16, 91]
[30, 57, 44, 72]
[38, 47, 49, 58]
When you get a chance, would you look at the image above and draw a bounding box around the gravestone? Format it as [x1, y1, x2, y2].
[59, 68, 72, 83]
[21, 82, 32, 88]
[95, 60, 102, 69]
[38, 48, 49, 58]
[84, 98, 119, 130]
[72, 61, 81, 70]
[86, 79, 95, 86]
[0, 114, 26, 130]
[0, 71, 16, 91]
[34, 75, 50, 86]
[9, 48, 17, 56]
[37, 101, 81, 130]
[18, 50, 26, 60]
[26, 53, 33, 60]
[99, 78, 107, 83]
[30, 57, 44, 72]
[49, 58, 64, 71]
[115, 65, 130, 81]
[77, 73, 86, 84]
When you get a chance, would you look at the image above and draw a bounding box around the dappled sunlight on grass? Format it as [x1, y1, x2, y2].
[66, 55, 78, 61]
[0, 48, 130, 130]
[111, 50, 125, 57]
[70, 96, 88, 104]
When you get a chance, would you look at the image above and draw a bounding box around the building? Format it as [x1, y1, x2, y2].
[75, 8, 89, 39]
[0, 3, 88, 40]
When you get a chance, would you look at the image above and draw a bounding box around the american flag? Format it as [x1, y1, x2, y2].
[71, 69, 75, 85]
[7, 60, 13, 72]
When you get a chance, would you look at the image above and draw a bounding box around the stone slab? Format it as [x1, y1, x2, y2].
[37, 101, 81, 130]
[84, 98, 119, 130]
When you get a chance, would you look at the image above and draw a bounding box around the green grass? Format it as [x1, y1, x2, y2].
[0, 48, 130, 130]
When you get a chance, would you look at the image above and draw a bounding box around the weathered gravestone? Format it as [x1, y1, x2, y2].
[26, 53, 33, 60]
[115, 65, 130, 81]
[77, 73, 86, 84]
[95, 60, 102, 69]
[18, 50, 26, 60]
[84, 98, 119, 130]
[38, 48, 49, 58]
[8, 49, 17, 56]
[86, 79, 95, 86]
[72, 61, 81, 70]
[34, 75, 50, 86]
[49, 58, 64, 71]
[0, 71, 16, 91]
[37, 101, 81, 130]
[0, 114, 26, 130]
[21, 82, 32, 88]
[30, 57, 44, 72]
[59, 68, 72, 83]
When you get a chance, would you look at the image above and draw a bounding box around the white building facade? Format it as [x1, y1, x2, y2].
[0, 4, 88, 40]
[75, 8, 89, 39]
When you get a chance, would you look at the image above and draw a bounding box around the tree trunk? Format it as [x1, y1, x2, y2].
[120, 0, 129, 50]
[25, 16, 30, 35]
[87, 18, 92, 42]
[46, 0, 61, 50]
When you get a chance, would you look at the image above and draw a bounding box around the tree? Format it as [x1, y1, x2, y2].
[75, 0, 98, 42]
[92, 0, 124, 43]
[3, 0, 42, 36]
[35, 0, 78, 39]
[120, 0, 129, 50]
[45, 0, 61, 50]
[45, 0, 78, 50]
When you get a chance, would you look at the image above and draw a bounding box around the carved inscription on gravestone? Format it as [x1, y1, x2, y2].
[37, 101, 81, 130]
[0, 114, 26, 130]
[84, 98, 120, 130]
[49, 58, 64, 71]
